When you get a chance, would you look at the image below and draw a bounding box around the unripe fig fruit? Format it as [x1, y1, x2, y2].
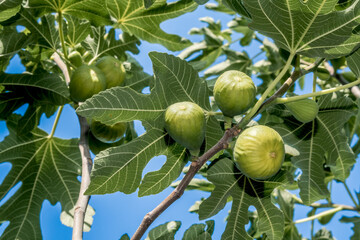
[69, 65, 106, 102]
[234, 125, 284, 180]
[213, 70, 256, 117]
[90, 120, 127, 143]
[285, 99, 319, 123]
[342, 71, 357, 82]
[68, 51, 83, 67]
[164, 102, 205, 155]
[95, 56, 126, 89]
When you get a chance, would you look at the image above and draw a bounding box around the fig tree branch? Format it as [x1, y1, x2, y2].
[132, 56, 325, 239]
[131, 127, 241, 240]
[73, 114, 93, 240]
[53, 51, 93, 240]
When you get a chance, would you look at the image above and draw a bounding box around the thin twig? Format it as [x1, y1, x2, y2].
[73, 114, 93, 240]
[323, 61, 360, 99]
[131, 127, 241, 240]
[291, 193, 359, 211]
[294, 206, 343, 224]
[53, 52, 70, 85]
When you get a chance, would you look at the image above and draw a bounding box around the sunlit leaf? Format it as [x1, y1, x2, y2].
[241, 0, 360, 58]
[270, 95, 356, 204]
[82, 26, 140, 62]
[139, 144, 188, 197]
[146, 221, 181, 240]
[106, 0, 197, 51]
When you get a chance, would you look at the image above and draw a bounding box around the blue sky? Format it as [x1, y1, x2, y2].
[0, 1, 359, 239]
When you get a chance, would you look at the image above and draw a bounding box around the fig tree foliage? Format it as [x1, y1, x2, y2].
[0, 0, 360, 240]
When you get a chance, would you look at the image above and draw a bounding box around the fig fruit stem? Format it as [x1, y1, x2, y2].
[239, 52, 296, 127]
[312, 70, 317, 100]
[57, 11, 68, 62]
[274, 77, 360, 104]
[294, 206, 343, 224]
[342, 181, 360, 208]
[48, 105, 64, 138]
[206, 111, 223, 116]
[131, 127, 241, 240]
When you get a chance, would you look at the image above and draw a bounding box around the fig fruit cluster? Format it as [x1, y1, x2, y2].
[69, 56, 126, 103]
[69, 55, 127, 146]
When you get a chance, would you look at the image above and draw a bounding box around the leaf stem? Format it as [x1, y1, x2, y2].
[294, 206, 343, 224]
[274, 78, 360, 104]
[49, 106, 64, 138]
[312, 71, 317, 101]
[58, 11, 68, 60]
[343, 181, 360, 208]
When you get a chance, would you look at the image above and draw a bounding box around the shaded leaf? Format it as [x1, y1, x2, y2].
[0, 0, 22, 11]
[0, 72, 70, 105]
[19, 11, 60, 50]
[0, 28, 34, 69]
[340, 216, 360, 240]
[120, 234, 130, 240]
[347, 47, 360, 77]
[28, 0, 110, 25]
[64, 15, 91, 47]
[0, 115, 82, 239]
[313, 227, 335, 240]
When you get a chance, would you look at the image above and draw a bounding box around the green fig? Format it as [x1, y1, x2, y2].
[285, 98, 319, 123]
[68, 51, 83, 67]
[164, 102, 205, 155]
[96, 56, 126, 89]
[90, 120, 127, 143]
[69, 65, 106, 102]
[213, 70, 256, 117]
[234, 125, 285, 180]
